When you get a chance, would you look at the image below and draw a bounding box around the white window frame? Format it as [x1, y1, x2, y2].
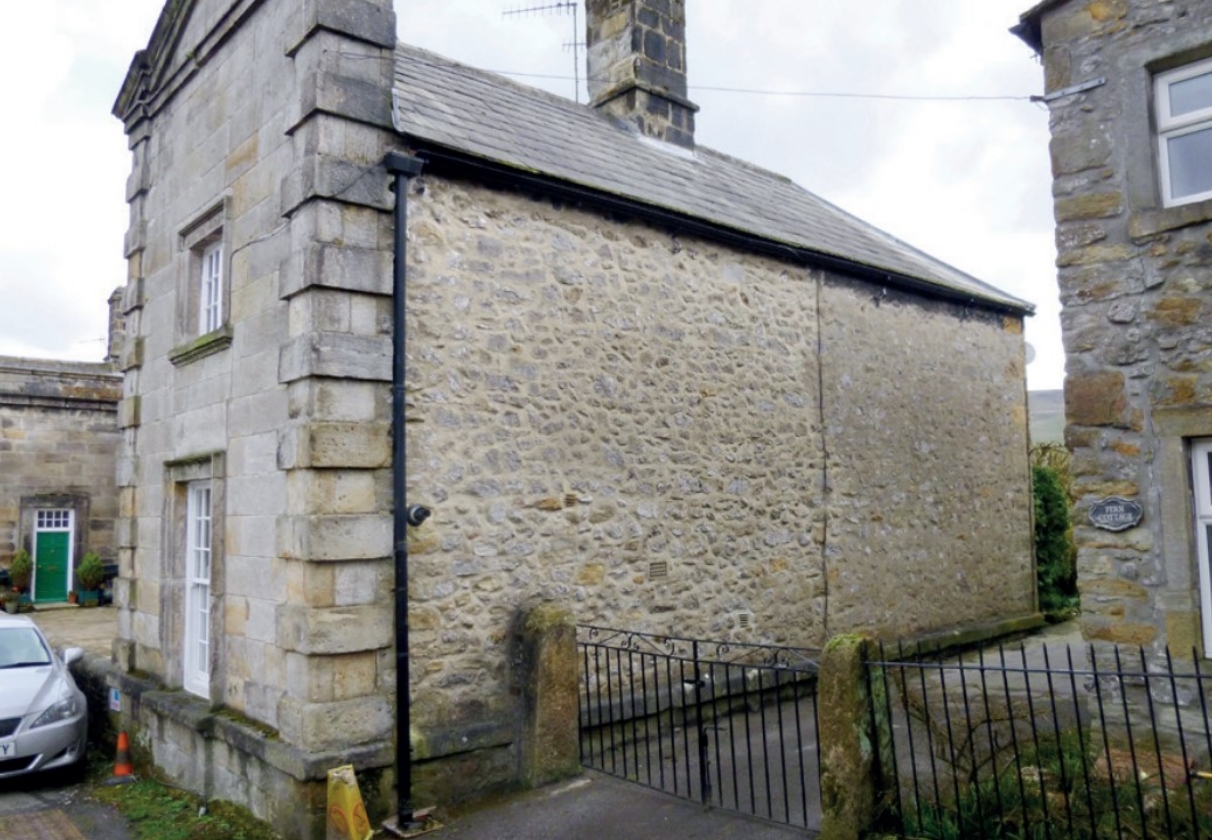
[1189, 439, 1212, 654]
[183, 481, 213, 698]
[199, 241, 224, 335]
[1155, 57, 1212, 207]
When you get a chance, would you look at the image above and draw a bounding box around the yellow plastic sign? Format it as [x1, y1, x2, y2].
[326, 765, 373, 840]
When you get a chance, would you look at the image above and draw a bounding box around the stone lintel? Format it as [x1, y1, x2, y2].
[1129, 197, 1212, 241]
[1152, 405, 1212, 437]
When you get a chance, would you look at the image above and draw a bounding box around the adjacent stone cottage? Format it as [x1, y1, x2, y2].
[110, 0, 1037, 834]
[0, 294, 121, 602]
[1015, 0, 1212, 657]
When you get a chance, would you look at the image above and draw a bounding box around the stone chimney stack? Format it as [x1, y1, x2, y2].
[586, 0, 699, 149]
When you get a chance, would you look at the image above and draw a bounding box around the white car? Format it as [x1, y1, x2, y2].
[0, 613, 88, 779]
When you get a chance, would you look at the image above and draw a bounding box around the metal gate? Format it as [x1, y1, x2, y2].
[577, 625, 823, 831]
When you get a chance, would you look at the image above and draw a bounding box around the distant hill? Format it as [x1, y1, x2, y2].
[1028, 389, 1065, 444]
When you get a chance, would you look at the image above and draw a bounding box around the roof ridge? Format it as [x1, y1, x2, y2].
[392, 42, 1032, 313]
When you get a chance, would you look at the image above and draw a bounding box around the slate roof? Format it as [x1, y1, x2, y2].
[392, 44, 1032, 313]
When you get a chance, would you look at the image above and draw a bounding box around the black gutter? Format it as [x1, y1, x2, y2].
[383, 150, 428, 830]
[409, 144, 1034, 319]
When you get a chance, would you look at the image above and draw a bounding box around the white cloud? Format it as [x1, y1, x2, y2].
[0, 0, 163, 362]
[0, 0, 1064, 388]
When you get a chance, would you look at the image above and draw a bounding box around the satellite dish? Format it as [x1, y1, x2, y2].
[1025, 342, 1036, 365]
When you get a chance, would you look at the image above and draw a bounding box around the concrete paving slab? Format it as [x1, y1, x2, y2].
[27, 605, 117, 658]
[4, 808, 88, 840]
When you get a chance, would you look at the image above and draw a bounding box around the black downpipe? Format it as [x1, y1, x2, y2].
[384, 151, 426, 828]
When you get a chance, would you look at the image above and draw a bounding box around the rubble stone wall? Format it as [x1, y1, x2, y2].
[402, 172, 1035, 728]
[1035, 0, 1212, 654]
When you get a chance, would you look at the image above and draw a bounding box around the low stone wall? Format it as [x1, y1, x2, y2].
[70, 602, 581, 838]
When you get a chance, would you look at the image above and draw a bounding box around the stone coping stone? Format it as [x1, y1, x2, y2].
[880, 612, 1046, 659]
[413, 719, 513, 762]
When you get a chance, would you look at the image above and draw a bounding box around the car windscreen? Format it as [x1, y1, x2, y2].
[0, 627, 52, 668]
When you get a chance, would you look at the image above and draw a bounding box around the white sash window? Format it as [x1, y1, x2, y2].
[1189, 440, 1212, 654]
[184, 481, 212, 698]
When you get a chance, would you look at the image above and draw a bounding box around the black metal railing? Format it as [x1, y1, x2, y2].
[577, 624, 823, 830]
[868, 640, 1212, 840]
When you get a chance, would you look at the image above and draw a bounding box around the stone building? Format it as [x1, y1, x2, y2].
[1015, 0, 1212, 657]
[110, 0, 1037, 834]
[0, 300, 121, 602]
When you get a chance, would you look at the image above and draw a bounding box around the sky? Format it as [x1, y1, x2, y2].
[0, 0, 1064, 390]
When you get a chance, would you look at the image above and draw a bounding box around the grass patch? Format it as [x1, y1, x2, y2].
[91, 778, 282, 840]
[902, 728, 1212, 840]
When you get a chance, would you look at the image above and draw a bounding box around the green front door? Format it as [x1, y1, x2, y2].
[34, 531, 69, 603]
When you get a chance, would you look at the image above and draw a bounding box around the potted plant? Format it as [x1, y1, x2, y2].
[1, 589, 17, 614]
[10, 549, 32, 593]
[76, 552, 106, 607]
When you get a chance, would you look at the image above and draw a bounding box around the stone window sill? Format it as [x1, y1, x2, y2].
[168, 324, 233, 367]
[1129, 196, 1212, 240]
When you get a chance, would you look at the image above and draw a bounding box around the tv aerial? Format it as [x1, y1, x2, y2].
[503, 2, 584, 102]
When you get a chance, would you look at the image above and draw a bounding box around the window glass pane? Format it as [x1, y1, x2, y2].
[1167, 127, 1212, 199]
[1170, 70, 1212, 117]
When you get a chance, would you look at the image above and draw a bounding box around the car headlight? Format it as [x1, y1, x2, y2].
[30, 696, 79, 729]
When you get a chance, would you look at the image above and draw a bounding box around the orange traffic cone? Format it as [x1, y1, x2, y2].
[105, 731, 135, 785]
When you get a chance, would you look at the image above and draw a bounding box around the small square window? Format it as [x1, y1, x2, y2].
[1156, 57, 1212, 207]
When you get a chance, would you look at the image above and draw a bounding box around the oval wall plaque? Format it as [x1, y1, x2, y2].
[1089, 497, 1143, 531]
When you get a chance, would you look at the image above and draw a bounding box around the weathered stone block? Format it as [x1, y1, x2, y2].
[276, 603, 393, 654]
[277, 694, 392, 752]
[278, 422, 390, 470]
[1065, 370, 1126, 426]
[518, 603, 579, 788]
[1084, 621, 1157, 646]
[817, 634, 883, 840]
[279, 243, 392, 299]
[277, 514, 390, 561]
[278, 332, 391, 383]
[1050, 129, 1111, 176]
[1054, 192, 1122, 222]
